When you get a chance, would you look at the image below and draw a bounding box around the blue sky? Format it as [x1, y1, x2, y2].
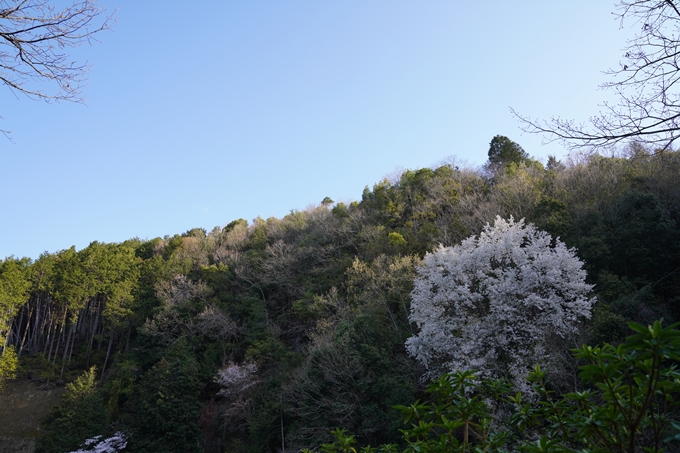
[1, 1, 631, 260]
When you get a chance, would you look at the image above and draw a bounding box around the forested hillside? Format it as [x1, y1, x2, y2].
[1, 139, 680, 453]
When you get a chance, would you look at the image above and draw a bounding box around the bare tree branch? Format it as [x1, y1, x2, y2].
[514, 1, 680, 151]
[0, 0, 113, 136]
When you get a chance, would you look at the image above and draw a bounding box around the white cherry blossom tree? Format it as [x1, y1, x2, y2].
[406, 217, 595, 392]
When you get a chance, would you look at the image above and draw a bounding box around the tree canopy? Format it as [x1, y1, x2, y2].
[1, 143, 679, 452]
[487, 135, 529, 168]
[406, 217, 595, 391]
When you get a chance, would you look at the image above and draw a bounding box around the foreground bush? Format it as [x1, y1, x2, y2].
[38, 367, 107, 453]
[311, 320, 680, 453]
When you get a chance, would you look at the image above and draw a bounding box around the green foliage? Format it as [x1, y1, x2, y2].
[0, 256, 31, 344]
[303, 428, 398, 453]
[387, 232, 407, 250]
[16, 351, 59, 382]
[38, 366, 108, 453]
[0, 345, 18, 388]
[104, 359, 139, 421]
[317, 321, 680, 453]
[53, 246, 91, 313]
[395, 371, 512, 453]
[607, 190, 680, 285]
[487, 135, 529, 168]
[332, 202, 349, 218]
[224, 218, 248, 233]
[79, 241, 140, 323]
[123, 338, 203, 453]
[525, 320, 680, 453]
[1, 147, 678, 452]
[533, 196, 571, 239]
[183, 227, 207, 238]
[285, 307, 415, 449]
[321, 428, 358, 453]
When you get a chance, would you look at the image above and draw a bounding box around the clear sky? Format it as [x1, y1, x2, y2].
[1, 1, 632, 260]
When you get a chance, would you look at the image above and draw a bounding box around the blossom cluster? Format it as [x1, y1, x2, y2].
[406, 217, 595, 390]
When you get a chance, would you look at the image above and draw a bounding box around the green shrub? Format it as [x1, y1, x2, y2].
[38, 366, 108, 453]
[312, 320, 680, 453]
[0, 345, 18, 389]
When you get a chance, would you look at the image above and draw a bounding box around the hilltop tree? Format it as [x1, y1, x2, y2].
[406, 217, 595, 392]
[487, 135, 528, 168]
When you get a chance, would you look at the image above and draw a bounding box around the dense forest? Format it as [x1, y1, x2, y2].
[1, 137, 680, 453]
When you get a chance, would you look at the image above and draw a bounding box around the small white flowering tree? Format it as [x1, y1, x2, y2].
[215, 361, 259, 422]
[406, 216, 595, 392]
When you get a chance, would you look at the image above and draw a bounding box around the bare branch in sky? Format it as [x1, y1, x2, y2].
[0, 0, 112, 135]
[514, 0, 680, 151]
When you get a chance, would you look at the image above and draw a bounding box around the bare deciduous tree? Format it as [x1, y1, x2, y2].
[0, 0, 112, 134]
[514, 1, 680, 151]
